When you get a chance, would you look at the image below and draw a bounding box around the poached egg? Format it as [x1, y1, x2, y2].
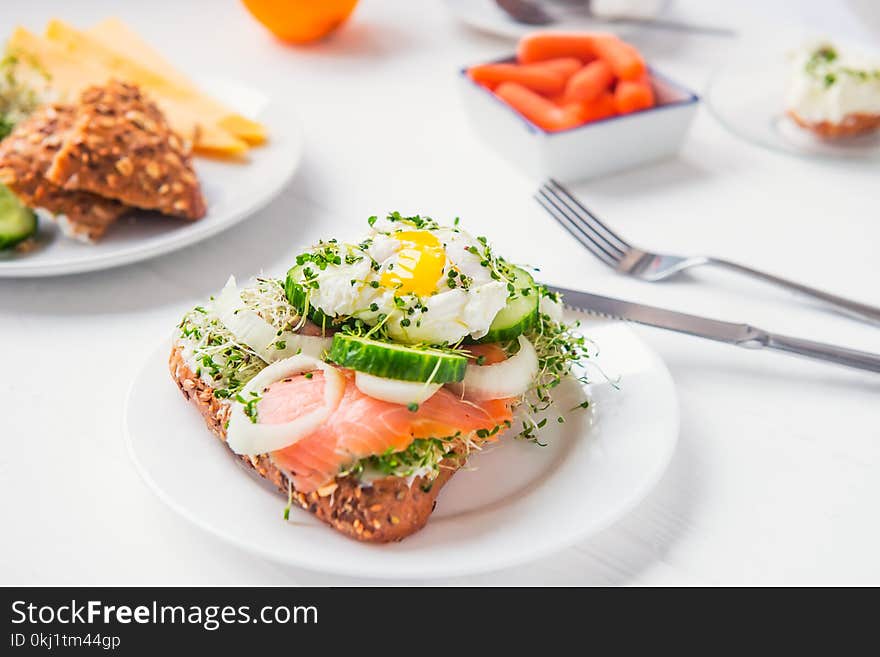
[296, 217, 510, 345]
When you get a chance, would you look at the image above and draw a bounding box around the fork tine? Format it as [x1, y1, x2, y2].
[535, 189, 622, 268]
[546, 179, 631, 251]
[537, 183, 626, 261]
[539, 184, 628, 263]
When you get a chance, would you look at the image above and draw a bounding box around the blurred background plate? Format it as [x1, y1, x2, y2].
[706, 31, 880, 161]
[0, 77, 303, 278]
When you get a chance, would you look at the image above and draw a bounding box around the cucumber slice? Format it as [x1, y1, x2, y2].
[284, 265, 338, 330]
[0, 184, 37, 250]
[476, 267, 539, 343]
[328, 333, 467, 383]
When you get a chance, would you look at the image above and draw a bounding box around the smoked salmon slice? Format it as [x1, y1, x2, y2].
[258, 369, 514, 493]
[464, 342, 509, 365]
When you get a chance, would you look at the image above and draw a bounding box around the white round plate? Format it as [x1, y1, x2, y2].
[125, 314, 678, 579]
[706, 33, 880, 161]
[0, 77, 302, 278]
[442, 0, 668, 40]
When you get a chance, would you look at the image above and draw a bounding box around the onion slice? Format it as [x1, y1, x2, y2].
[453, 335, 539, 400]
[226, 354, 344, 456]
[213, 276, 331, 362]
[540, 293, 564, 324]
[354, 371, 442, 406]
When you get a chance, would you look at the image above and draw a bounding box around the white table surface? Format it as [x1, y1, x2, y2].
[1, 0, 878, 586]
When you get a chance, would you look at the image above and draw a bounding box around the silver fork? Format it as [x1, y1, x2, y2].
[536, 179, 880, 324]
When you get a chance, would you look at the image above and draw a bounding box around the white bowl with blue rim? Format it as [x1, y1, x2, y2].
[459, 58, 699, 181]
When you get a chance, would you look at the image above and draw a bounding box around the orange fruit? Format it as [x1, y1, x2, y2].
[242, 0, 359, 44]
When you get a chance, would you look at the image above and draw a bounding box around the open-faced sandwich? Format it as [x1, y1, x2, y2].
[786, 40, 880, 139]
[170, 214, 594, 542]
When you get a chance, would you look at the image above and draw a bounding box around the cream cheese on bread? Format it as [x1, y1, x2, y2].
[786, 40, 880, 125]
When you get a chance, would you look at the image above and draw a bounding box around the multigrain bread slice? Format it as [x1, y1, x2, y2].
[168, 345, 462, 543]
[46, 81, 206, 220]
[0, 104, 129, 242]
[787, 110, 880, 139]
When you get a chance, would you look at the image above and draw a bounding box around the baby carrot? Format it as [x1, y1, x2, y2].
[563, 59, 615, 103]
[614, 79, 655, 114]
[591, 34, 646, 81]
[468, 63, 566, 94]
[517, 32, 597, 64]
[532, 57, 583, 80]
[495, 82, 583, 132]
[573, 91, 617, 123]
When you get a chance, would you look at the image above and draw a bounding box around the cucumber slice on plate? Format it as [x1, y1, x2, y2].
[0, 184, 37, 250]
[328, 333, 467, 383]
[476, 266, 539, 343]
[284, 264, 338, 330]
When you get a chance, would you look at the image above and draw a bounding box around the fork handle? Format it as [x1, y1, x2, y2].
[707, 258, 880, 324]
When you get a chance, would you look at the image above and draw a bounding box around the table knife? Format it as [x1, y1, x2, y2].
[494, 0, 737, 36]
[547, 285, 880, 374]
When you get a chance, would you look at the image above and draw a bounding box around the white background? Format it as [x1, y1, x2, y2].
[1, 0, 878, 585]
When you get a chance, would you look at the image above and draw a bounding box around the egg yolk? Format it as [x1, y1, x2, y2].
[380, 231, 446, 296]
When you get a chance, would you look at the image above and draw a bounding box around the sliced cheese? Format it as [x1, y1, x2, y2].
[41, 19, 250, 156]
[86, 17, 193, 88]
[8, 26, 247, 157]
[7, 27, 109, 100]
[87, 18, 267, 145]
[217, 115, 268, 146]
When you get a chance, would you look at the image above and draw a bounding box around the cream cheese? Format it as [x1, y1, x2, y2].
[786, 41, 880, 124]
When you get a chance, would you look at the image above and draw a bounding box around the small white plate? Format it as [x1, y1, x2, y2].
[0, 77, 303, 278]
[125, 315, 678, 579]
[460, 62, 698, 182]
[706, 33, 880, 161]
[443, 0, 667, 40]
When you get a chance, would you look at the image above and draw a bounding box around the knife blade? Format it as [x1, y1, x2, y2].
[494, 0, 552, 25]
[547, 285, 880, 373]
[493, 0, 736, 36]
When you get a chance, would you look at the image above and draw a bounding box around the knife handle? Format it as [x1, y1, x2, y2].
[751, 332, 880, 374]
